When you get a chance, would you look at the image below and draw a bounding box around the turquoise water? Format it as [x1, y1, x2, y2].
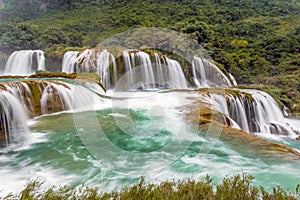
[0, 91, 300, 196]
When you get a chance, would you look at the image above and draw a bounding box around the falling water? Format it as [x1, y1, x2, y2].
[0, 80, 103, 117]
[192, 56, 235, 88]
[61, 49, 242, 90]
[164, 57, 188, 88]
[122, 50, 156, 89]
[122, 50, 134, 89]
[62, 50, 117, 89]
[211, 89, 297, 136]
[62, 51, 79, 73]
[154, 53, 165, 86]
[0, 91, 29, 145]
[96, 50, 118, 89]
[40, 81, 104, 113]
[121, 50, 188, 90]
[3, 50, 46, 75]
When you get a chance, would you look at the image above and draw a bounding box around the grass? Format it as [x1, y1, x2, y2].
[2, 174, 299, 200]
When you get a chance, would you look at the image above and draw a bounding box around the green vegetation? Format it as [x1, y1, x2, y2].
[2, 174, 299, 200]
[0, 0, 299, 114]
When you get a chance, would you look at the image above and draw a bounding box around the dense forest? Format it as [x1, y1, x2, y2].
[0, 0, 299, 114]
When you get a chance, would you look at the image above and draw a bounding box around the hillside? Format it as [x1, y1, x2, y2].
[0, 0, 300, 114]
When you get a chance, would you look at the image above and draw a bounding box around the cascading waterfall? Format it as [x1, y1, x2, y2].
[192, 56, 236, 88]
[0, 79, 105, 145]
[0, 91, 29, 145]
[96, 50, 118, 89]
[62, 49, 117, 89]
[210, 89, 297, 136]
[61, 49, 96, 73]
[40, 81, 103, 113]
[62, 51, 79, 73]
[154, 53, 165, 86]
[164, 57, 188, 88]
[76, 49, 96, 72]
[1, 46, 300, 196]
[3, 50, 46, 75]
[2, 82, 34, 115]
[2, 48, 297, 138]
[0, 80, 103, 117]
[121, 50, 188, 89]
[122, 50, 155, 89]
[249, 90, 296, 135]
[62, 49, 237, 90]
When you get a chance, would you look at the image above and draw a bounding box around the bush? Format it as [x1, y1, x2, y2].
[3, 174, 299, 200]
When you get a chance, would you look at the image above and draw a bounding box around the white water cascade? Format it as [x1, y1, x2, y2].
[164, 57, 188, 88]
[0, 91, 29, 145]
[120, 50, 188, 90]
[122, 50, 155, 89]
[3, 50, 46, 75]
[192, 56, 236, 88]
[62, 49, 117, 89]
[1, 80, 104, 116]
[40, 82, 103, 114]
[96, 50, 118, 89]
[210, 89, 297, 136]
[61, 51, 79, 73]
[62, 49, 190, 90]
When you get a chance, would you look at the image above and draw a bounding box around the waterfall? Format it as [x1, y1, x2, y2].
[62, 49, 190, 90]
[192, 56, 235, 88]
[121, 50, 188, 89]
[210, 89, 297, 136]
[3, 50, 46, 75]
[164, 57, 188, 88]
[122, 50, 155, 89]
[61, 49, 241, 90]
[75, 49, 96, 72]
[0, 80, 105, 145]
[62, 51, 79, 73]
[96, 50, 118, 89]
[0, 80, 103, 116]
[2, 81, 34, 115]
[154, 53, 165, 87]
[62, 49, 96, 73]
[40, 81, 103, 113]
[3, 49, 237, 90]
[40, 82, 73, 114]
[62, 50, 117, 89]
[248, 90, 296, 135]
[0, 91, 29, 145]
[122, 50, 134, 89]
[136, 51, 155, 88]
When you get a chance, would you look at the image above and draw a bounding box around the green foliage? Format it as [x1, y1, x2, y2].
[3, 173, 299, 200]
[0, 20, 39, 52]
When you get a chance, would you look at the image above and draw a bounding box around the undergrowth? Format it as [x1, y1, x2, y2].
[2, 173, 299, 200]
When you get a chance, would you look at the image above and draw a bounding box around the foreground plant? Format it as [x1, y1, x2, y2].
[2, 174, 299, 200]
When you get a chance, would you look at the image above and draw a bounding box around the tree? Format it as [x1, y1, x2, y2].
[0, 20, 39, 52]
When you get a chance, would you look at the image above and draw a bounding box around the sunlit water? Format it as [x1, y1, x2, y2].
[0, 90, 299, 196]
